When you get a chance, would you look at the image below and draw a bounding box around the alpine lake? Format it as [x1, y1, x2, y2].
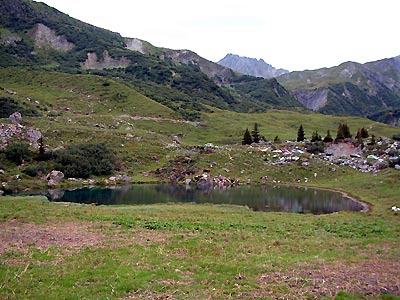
[45, 184, 367, 215]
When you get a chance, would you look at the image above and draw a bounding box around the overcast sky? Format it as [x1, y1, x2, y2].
[39, 0, 400, 71]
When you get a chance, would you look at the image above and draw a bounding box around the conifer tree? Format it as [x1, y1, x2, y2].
[336, 123, 351, 140]
[297, 124, 305, 142]
[311, 130, 322, 142]
[251, 123, 260, 143]
[323, 130, 333, 143]
[242, 128, 253, 145]
[360, 127, 369, 138]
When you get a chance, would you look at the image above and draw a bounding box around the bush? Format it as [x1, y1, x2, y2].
[53, 143, 115, 178]
[306, 142, 325, 154]
[22, 163, 48, 177]
[393, 134, 400, 141]
[4, 143, 31, 165]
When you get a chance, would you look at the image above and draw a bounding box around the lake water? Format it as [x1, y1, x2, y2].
[46, 184, 366, 214]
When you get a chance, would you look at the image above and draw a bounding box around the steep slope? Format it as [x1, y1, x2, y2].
[277, 57, 400, 124]
[0, 0, 300, 120]
[218, 53, 289, 79]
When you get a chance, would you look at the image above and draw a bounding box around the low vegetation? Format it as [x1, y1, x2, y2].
[0, 64, 399, 300]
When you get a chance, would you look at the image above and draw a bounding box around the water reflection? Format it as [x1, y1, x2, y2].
[46, 184, 365, 214]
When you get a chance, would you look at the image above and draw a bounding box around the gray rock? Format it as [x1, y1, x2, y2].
[24, 128, 42, 148]
[9, 112, 22, 125]
[395, 165, 400, 171]
[46, 170, 64, 186]
[373, 160, 390, 170]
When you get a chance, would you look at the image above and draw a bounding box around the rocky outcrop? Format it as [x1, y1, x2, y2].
[218, 54, 289, 79]
[1, 113, 42, 149]
[164, 49, 235, 84]
[80, 50, 130, 69]
[28, 23, 74, 52]
[125, 38, 146, 54]
[0, 33, 21, 46]
[292, 88, 328, 110]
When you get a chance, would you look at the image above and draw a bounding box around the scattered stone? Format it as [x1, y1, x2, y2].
[172, 135, 181, 144]
[395, 165, 400, 171]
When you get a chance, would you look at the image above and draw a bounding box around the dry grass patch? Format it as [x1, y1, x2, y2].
[250, 258, 400, 299]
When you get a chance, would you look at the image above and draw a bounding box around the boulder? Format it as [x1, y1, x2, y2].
[24, 128, 42, 148]
[9, 112, 22, 125]
[373, 160, 389, 170]
[46, 170, 64, 186]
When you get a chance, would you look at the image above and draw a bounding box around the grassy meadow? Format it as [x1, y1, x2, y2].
[1, 69, 400, 299]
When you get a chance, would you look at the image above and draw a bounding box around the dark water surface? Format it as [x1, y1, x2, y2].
[46, 184, 366, 214]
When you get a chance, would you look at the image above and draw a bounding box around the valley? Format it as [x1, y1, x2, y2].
[0, 1, 400, 299]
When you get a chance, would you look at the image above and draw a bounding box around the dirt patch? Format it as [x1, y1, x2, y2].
[0, 220, 173, 265]
[326, 142, 360, 157]
[250, 258, 400, 299]
[0, 219, 104, 256]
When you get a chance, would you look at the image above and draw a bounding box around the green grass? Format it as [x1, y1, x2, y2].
[1, 167, 399, 299]
[0, 68, 399, 298]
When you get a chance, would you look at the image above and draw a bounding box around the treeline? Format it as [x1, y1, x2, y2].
[242, 123, 373, 146]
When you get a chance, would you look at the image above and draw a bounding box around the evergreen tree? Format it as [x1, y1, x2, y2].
[242, 128, 253, 145]
[251, 123, 260, 143]
[323, 130, 333, 143]
[297, 124, 305, 142]
[336, 123, 351, 141]
[311, 130, 322, 142]
[342, 123, 352, 139]
[274, 135, 281, 143]
[360, 127, 369, 138]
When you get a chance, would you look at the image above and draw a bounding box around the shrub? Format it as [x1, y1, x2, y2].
[393, 134, 400, 141]
[306, 142, 325, 154]
[4, 143, 31, 165]
[53, 143, 115, 178]
[22, 163, 48, 177]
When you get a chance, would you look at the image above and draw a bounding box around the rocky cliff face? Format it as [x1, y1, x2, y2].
[80, 50, 131, 69]
[164, 49, 235, 84]
[218, 54, 289, 79]
[125, 38, 146, 54]
[28, 23, 74, 51]
[277, 56, 400, 123]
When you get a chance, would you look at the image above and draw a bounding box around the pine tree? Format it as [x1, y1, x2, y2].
[251, 123, 260, 143]
[323, 130, 333, 143]
[311, 130, 322, 142]
[297, 124, 305, 142]
[242, 128, 253, 145]
[342, 123, 352, 139]
[360, 127, 369, 138]
[336, 123, 351, 140]
[274, 135, 281, 143]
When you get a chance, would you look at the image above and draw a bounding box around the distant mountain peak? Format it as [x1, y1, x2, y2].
[217, 53, 289, 79]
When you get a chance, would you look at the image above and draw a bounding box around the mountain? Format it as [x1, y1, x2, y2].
[0, 0, 300, 120]
[218, 54, 289, 79]
[277, 57, 400, 125]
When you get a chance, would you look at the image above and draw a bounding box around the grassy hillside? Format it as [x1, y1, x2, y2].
[0, 0, 302, 120]
[0, 69, 399, 192]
